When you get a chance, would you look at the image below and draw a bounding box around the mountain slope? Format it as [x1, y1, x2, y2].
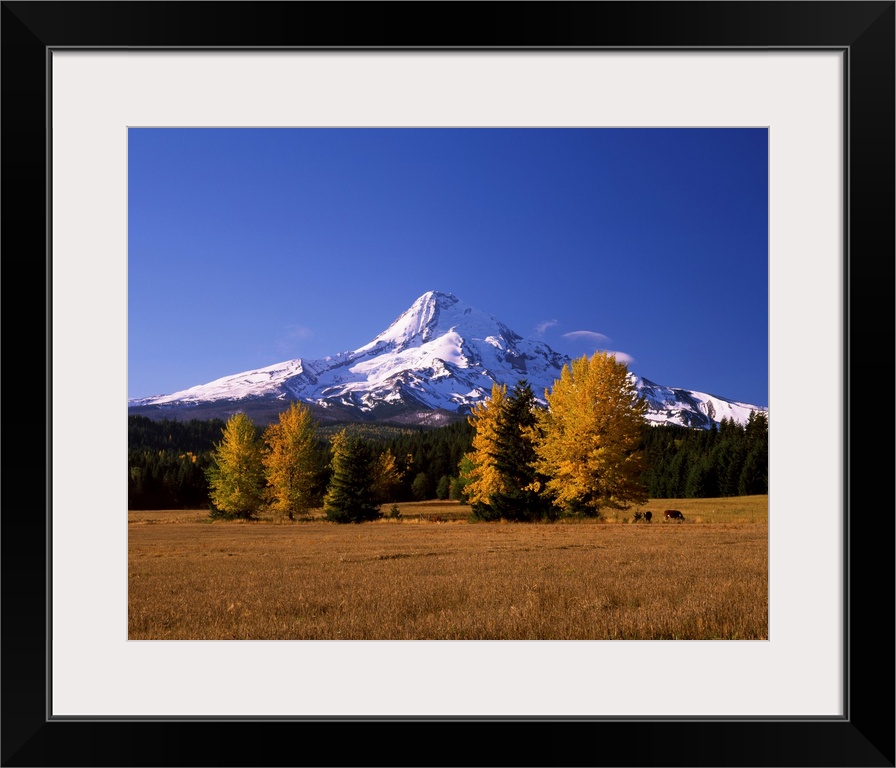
[129, 291, 767, 428]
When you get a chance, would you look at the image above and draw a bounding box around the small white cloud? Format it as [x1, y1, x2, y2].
[561, 332, 635, 366]
[563, 330, 611, 344]
[603, 350, 636, 366]
[534, 319, 558, 337]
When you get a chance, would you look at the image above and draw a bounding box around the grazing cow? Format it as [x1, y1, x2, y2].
[664, 510, 685, 521]
[644, 511, 652, 523]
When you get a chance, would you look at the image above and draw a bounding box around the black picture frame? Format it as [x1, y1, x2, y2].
[3, 2, 893, 766]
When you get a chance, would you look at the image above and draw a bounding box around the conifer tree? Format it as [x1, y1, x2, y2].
[463, 383, 508, 520]
[206, 413, 265, 518]
[535, 352, 648, 516]
[323, 430, 381, 523]
[490, 380, 553, 521]
[738, 411, 768, 495]
[744, 410, 769, 444]
[685, 455, 719, 498]
[262, 402, 319, 520]
[370, 449, 403, 505]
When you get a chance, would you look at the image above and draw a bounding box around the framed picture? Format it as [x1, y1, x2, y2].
[5, 2, 892, 765]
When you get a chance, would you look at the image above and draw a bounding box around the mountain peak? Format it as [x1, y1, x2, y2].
[129, 291, 768, 430]
[405, 290, 461, 323]
[359, 291, 478, 353]
[417, 289, 459, 306]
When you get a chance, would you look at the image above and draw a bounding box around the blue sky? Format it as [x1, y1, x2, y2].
[129, 128, 768, 407]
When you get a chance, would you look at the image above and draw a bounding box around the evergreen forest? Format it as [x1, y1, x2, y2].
[128, 408, 767, 512]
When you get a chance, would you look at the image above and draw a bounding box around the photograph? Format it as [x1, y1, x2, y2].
[4, 0, 892, 765]
[127, 126, 771, 642]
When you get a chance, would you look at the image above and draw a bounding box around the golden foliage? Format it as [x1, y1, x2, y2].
[207, 413, 265, 517]
[535, 352, 648, 515]
[262, 402, 319, 520]
[463, 383, 508, 506]
[370, 449, 403, 504]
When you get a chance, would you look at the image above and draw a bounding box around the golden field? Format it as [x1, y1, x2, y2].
[129, 497, 768, 640]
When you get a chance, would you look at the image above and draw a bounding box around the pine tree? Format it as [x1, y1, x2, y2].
[323, 430, 381, 523]
[739, 411, 768, 495]
[262, 402, 319, 520]
[535, 352, 648, 517]
[744, 410, 769, 445]
[206, 413, 265, 518]
[738, 448, 767, 496]
[489, 380, 553, 521]
[685, 455, 719, 498]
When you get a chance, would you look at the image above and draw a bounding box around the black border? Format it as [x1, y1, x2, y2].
[3, 2, 893, 766]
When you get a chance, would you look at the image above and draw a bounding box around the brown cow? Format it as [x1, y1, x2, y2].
[664, 510, 685, 521]
[644, 511, 652, 523]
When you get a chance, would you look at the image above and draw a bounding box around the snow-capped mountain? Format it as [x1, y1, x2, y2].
[129, 290, 767, 429]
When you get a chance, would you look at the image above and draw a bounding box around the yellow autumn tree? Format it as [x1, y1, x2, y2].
[535, 352, 648, 517]
[370, 448, 403, 505]
[206, 412, 265, 518]
[262, 402, 320, 520]
[463, 383, 508, 520]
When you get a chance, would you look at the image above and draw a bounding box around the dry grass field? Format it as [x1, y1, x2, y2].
[129, 497, 767, 640]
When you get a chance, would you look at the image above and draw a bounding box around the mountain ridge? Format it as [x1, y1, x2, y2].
[129, 291, 767, 429]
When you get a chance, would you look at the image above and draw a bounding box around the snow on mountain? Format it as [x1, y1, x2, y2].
[634, 377, 764, 430]
[129, 290, 768, 428]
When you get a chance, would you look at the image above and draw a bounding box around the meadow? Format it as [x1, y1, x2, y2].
[129, 496, 767, 640]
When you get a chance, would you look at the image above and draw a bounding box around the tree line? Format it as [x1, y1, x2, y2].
[128, 353, 768, 518]
[203, 403, 420, 522]
[128, 417, 228, 509]
[639, 410, 768, 499]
